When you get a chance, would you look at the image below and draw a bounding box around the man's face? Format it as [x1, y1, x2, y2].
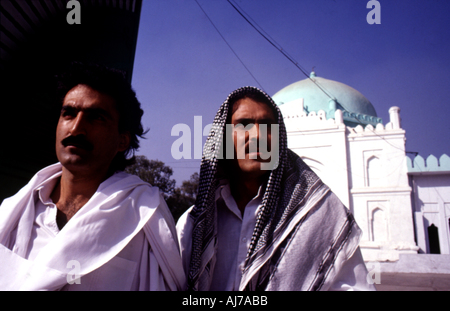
[55, 84, 129, 177]
[229, 97, 277, 179]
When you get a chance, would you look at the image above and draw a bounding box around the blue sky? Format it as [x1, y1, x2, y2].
[131, 0, 450, 185]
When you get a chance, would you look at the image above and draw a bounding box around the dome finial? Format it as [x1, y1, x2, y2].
[310, 67, 316, 78]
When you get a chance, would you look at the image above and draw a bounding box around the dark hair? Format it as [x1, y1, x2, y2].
[56, 62, 147, 172]
[226, 87, 278, 124]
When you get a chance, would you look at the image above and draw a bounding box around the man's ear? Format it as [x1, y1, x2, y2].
[118, 131, 131, 152]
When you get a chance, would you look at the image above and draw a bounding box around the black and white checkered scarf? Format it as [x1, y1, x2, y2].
[187, 86, 323, 291]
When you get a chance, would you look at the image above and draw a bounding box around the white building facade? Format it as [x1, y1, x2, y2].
[408, 155, 450, 255]
[272, 72, 450, 290]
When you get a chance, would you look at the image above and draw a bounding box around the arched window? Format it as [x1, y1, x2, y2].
[371, 207, 388, 242]
[428, 224, 441, 254]
[367, 156, 382, 187]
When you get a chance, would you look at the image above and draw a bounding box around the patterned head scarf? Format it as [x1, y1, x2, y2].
[187, 86, 320, 291]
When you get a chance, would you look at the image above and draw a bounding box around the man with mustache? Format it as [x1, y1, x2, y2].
[0, 63, 185, 291]
[177, 87, 375, 291]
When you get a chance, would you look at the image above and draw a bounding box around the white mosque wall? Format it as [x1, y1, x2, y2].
[347, 117, 418, 261]
[407, 154, 450, 255]
[279, 102, 419, 262]
[410, 173, 450, 255]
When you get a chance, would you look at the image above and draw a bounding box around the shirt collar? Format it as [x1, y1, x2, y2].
[35, 171, 62, 205]
[216, 179, 265, 220]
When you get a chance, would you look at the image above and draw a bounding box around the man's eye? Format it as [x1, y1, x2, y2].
[90, 114, 106, 122]
[61, 108, 75, 118]
[237, 122, 254, 128]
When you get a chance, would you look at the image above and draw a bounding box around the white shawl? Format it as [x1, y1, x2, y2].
[0, 163, 186, 291]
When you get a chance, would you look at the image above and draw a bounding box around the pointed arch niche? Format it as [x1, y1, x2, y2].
[363, 150, 383, 188]
[367, 156, 382, 187]
[367, 201, 389, 243]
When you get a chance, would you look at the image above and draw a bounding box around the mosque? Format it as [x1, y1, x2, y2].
[272, 71, 450, 290]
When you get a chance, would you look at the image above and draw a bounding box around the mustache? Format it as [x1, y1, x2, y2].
[244, 140, 270, 153]
[245, 142, 259, 154]
[61, 135, 94, 151]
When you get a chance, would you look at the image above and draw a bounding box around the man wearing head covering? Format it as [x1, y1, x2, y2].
[177, 86, 375, 291]
[0, 63, 185, 291]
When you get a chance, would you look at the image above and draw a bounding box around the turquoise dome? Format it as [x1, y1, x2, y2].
[272, 72, 382, 127]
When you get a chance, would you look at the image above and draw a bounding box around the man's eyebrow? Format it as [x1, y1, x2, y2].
[60, 105, 76, 114]
[233, 117, 277, 124]
[233, 118, 254, 124]
[258, 118, 277, 124]
[86, 107, 113, 118]
[60, 105, 113, 119]
[61, 105, 74, 111]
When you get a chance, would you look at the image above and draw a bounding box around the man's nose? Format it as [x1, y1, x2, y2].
[70, 113, 88, 136]
[248, 123, 259, 141]
[251, 123, 270, 145]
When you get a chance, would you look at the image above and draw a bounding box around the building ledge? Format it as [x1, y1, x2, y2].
[374, 254, 450, 291]
[379, 254, 450, 274]
[351, 186, 411, 195]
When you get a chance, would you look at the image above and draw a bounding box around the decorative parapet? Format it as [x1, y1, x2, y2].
[407, 154, 450, 173]
[348, 121, 403, 135]
[280, 101, 345, 130]
[280, 103, 406, 135]
[283, 109, 333, 121]
[342, 110, 382, 127]
[347, 106, 402, 133]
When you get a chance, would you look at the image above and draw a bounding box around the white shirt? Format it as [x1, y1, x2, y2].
[20, 176, 151, 290]
[1, 164, 185, 291]
[210, 183, 263, 290]
[177, 181, 375, 291]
